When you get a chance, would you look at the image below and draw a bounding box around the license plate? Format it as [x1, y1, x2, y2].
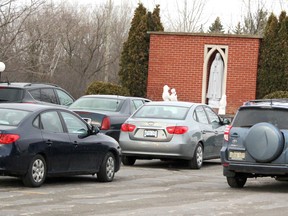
[144, 130, 158, 137]
[229, 151, 245, 160]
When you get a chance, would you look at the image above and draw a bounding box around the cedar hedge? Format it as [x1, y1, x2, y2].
[85, 81, 130, 96]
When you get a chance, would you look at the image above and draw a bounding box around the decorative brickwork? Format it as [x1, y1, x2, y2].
[147, 32, 261, 114]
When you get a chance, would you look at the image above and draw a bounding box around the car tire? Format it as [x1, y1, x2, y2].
[122, 156, 136, 166]
[226, 175, 247, 188]
[188, 143, 203, 169]
[245, 122, 284, 162]
[22, 155, 46, 187]
[97, 152, 115, 182]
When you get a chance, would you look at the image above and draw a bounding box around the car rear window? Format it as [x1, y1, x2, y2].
[0, 108, 30, 126]
[69, 97, 124, 112]
[233, 107, 288, 129]
[0, 87, 24, 102]
[133, 105, 189, 120]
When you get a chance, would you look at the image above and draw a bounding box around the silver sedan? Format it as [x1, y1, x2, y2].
[119, 101, 230, 169]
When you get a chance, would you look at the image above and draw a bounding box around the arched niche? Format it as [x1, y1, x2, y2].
[201, 45, 228, 104]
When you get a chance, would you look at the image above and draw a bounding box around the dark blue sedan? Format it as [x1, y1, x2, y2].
[0, 103, 121, 187]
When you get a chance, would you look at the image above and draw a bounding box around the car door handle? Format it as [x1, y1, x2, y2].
[202, 130, 213, 134]
[73, 141, 78, 147]
[231, 133, 239, 138]
[214, 131, 218, 134]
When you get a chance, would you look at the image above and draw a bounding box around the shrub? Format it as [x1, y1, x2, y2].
[263, 91, 288, 99]
[85, 81, 130, 96]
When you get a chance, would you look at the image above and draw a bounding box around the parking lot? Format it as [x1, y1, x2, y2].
[1, 159, 288, 216]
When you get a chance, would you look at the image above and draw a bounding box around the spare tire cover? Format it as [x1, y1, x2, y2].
[244, 122, 284, 162]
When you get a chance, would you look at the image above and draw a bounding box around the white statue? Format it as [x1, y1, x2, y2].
[207, 53, 224, 108]
[218, 95, 227, 115]
[162, 85, 170, 101]
[169, 88, 178, 101]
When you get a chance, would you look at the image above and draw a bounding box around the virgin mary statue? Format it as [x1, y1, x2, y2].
[207, 53, 224, 108]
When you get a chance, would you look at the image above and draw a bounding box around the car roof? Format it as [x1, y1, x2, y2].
[0, 103, 67, 112]
[79, 95, 149, 100]
[241, 99, 288, 109]
[0, 82, 59, 89]
[143, 101, 201, 107]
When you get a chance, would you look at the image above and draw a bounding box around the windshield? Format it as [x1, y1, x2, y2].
[0, 88, 24, 102]
[0, 108, 30, 126]
[69, 97, 123, 112]
[233, 108, 288, 129]
[133, 105, 189, 120]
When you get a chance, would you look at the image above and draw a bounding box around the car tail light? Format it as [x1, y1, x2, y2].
[121, 123, 136, 132]
[101, 117, 111, 130]
[0, 134, 20, 144]
[222, 162, 229, 167]
[224, 125, 232, 141]
[166, 126, 188, 134]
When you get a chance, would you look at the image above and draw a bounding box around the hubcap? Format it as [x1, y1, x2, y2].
[196, 146, 203, 166]
[32, 159, 45, 183]
[106, 156, 115, 179]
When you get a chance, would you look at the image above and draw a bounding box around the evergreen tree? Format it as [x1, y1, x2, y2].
[233, 22, 243, 34]
[119, 4, 164, 97]
[257, 11, 288, 98]
[208, 17, 224, 33]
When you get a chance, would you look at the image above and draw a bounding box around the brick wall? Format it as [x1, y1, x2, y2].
[147, 32, 261, 114]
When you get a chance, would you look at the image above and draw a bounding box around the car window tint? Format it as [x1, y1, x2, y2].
[40, 111, 63, 133]
[204, 106, 220, 124]
[195, 106, 209, 124]
[29, 89, 41, 101]
[133, 105, 188, 120]
[56, 89, 74, 106]
[233, 108, 288, 129]
[41, 88, 57, 104]
[131, 100, 144, 113]
[0, 108, 30, 126]
[0, 88, 24, 102]
[69, 97, 123, 112]
[61, 112, 88, 134]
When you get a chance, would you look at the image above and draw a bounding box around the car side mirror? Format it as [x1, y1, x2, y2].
[222, 118, 230, 125]
[77, 128, 89, 139]
[90, 125, 100, 135]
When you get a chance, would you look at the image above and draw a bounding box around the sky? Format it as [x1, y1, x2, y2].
[138, 0, 286, 25]
[68, 0, 288, 31]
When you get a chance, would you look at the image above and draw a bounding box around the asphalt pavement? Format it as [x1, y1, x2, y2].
[1, 159, 288, 216]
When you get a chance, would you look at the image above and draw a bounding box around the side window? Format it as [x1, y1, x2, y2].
[40, 111, 64, 133]
[56, 89, 74, 106]
[204, 106, 220, 124]
[194, 106, 209, 124]
[33, 116, 40, 128]
[41, 88, 57, 104]
[29, 89, 41, 101]
[131, 100, 144, 113]
[61, 111, 88, 134]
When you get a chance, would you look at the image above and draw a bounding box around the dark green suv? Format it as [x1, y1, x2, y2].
[221, 99, 288, 188]
[0, 82, 75, 106]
